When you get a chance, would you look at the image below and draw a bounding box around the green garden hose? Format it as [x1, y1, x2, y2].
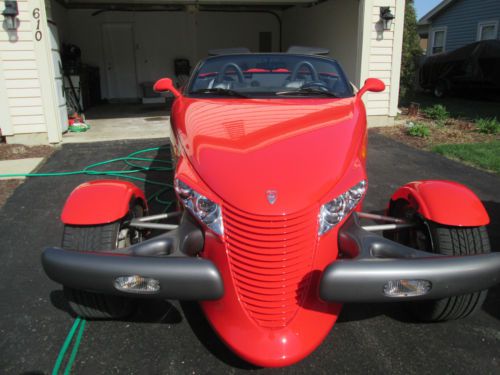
[0, 146, 175, 374]
[0, 146, 175, 209]
[52, 317, 86, 375]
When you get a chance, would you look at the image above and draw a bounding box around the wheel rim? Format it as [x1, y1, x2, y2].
[391, 202, 433, 252]
[116, 204, 143, 249]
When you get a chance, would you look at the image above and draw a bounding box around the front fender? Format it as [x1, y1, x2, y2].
[390, 180, 489, 227]
[61, 180, 147, 225]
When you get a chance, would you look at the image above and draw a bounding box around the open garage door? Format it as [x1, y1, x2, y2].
[48, 0, 365, 141]
[50, 0, 334, 102]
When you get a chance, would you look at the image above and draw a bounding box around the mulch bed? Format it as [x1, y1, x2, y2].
[372, 112, 498, 150]
[0, 143, 56, 208]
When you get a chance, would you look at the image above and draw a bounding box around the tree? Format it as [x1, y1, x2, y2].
[400, 0, 422, 100]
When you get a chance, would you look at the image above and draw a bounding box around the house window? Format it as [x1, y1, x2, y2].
[477, 21, 499, 41]
[431, 28, 446, 54]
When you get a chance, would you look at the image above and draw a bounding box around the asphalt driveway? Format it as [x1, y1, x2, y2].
[0, 133, 498, 375]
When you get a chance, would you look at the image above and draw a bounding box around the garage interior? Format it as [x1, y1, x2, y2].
[49, 0, 361, 139]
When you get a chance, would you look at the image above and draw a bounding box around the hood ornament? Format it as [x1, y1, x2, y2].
[266, 190, 277, 205]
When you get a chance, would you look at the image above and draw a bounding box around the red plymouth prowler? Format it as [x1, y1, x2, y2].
[42, 48, 500, 367]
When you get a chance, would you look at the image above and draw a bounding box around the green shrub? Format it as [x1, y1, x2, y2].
[475, 117, 500, 135]
[407, 122, 430, 138]
[423, 104, 450, 124]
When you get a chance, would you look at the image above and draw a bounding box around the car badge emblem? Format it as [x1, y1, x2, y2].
[266, 190, 277, 205]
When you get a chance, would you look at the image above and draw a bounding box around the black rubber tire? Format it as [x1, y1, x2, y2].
[387, 200, 491, 322]
[62, 203, 143, 319]
[412, 224, 490, 322]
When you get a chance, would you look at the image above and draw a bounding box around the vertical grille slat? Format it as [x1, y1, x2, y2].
[224, 205, 318, 328]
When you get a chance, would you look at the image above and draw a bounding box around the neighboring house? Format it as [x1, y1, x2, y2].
[418, 0, 500, 56]
[1, 0, 406, 145]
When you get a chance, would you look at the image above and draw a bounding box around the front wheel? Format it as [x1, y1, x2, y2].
[62, 202, 144, 319]
[387, 200, 491, 322]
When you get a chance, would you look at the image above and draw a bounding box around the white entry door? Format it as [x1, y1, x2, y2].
[102, 23, 138, 99]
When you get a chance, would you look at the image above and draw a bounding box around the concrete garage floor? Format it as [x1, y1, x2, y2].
[62, 103, 171, 143]
[0, 134, 499, 374]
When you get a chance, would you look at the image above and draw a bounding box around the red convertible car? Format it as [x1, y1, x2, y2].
[42, 49, 500, 367]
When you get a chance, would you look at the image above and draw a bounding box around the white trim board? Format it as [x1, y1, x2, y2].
[477, 20, 499, 41]
[429, 26, 447, 56]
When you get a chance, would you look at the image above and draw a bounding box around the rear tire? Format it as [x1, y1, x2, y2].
[387, 200, 491, 322]
[62, 202, 144, 319]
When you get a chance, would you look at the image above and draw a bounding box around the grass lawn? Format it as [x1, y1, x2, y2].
[433, 141, 500, 174]
[376, 97, 499, 174]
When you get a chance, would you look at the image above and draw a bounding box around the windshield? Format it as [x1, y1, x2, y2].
[187, 54, 354, 98]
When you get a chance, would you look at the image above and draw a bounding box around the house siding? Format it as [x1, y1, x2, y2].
[363, 0, 405, 118]
[431, 0, 500, 53]
[283, 0, 404, 121]
[0, 0, 44, 137]
[0, 0, 62, 143]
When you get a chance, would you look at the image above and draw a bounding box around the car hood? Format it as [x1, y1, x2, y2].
[174, 97, 363, 214]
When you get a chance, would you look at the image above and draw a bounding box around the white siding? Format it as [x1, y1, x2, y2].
[362, 0, 405, 118]
[0, 0, 45, 138]
[360, 0, 405, 117]
[0, 0, 64, 141]
[282, 0, 405, 121]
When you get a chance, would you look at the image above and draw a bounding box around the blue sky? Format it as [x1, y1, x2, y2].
[415, 0, 442, 20]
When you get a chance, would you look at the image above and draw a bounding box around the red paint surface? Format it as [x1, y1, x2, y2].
[357, 78, 385, 97]
[65, 74, 489, 365]
[391, 180, 489, 226]
[172, 96, 367, 215]
[170, 92, 368, 366]
[61, 180, 146, 225]
[153, 78, 181, 97]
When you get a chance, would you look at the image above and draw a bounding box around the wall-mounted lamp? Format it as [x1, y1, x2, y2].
[2, 0, 19, 30]
[380, 7, 395, 31]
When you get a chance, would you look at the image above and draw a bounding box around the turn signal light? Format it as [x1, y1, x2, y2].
[383, 279, 431, 297]
[114, 275, 160, 294]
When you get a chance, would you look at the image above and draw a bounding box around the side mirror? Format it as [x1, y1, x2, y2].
[357, 78, 385, 98]
[153, 77, 181, 98]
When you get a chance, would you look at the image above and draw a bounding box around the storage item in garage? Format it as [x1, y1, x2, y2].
[174, 58, 191, 88]
[141, 82, 165, 104]
[62, 44, 82, 75]
[64, 75, 83, 112]
[80, 65, 101, 109]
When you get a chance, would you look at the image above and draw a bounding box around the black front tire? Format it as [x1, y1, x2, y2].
[412, 224, 490, 322]
[387, 200, 491, 322]
[62, 203, 144, 319]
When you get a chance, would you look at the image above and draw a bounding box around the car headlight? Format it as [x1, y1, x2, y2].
[174, 179, 224, 235]
[318, 180, 367, 235]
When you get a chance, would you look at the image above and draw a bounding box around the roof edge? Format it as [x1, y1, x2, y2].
[417, 0, 455, 25]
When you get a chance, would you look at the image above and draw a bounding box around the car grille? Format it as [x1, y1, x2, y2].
[223, 204, 318, 328]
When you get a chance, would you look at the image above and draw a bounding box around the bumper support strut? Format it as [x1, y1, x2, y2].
[42, 213, 223, 300]
[320, 215, 500, 302]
